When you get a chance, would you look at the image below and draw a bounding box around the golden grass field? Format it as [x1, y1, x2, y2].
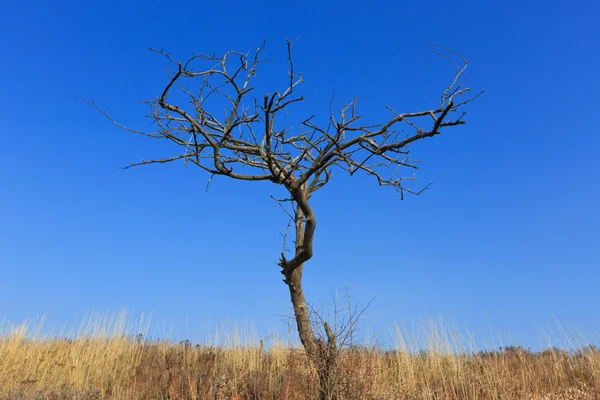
[0, 311, 598, 400]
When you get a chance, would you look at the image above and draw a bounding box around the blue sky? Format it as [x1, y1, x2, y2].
[1, 0, 598, 349]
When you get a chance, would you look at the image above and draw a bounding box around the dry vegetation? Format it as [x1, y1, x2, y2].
[0, 312, 598, 400]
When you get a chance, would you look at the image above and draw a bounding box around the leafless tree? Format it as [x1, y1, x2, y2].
[91, 40, 480, 399]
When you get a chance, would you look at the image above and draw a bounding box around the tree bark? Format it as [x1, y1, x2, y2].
[286, 204, 320, 361]
[284, 198, 337, 400]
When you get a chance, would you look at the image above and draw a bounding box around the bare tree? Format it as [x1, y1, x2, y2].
[91, 40, 480, 399]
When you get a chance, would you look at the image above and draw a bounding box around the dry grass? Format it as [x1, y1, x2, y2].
[0, 312, 598, 399]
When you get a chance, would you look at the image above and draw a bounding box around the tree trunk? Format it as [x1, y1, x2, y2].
[287, 262, 337, 399]
[287, 204, 320, 360]
[284, 203, 337, 400]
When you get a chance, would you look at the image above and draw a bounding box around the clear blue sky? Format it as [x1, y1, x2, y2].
[1, 0, 598, 349]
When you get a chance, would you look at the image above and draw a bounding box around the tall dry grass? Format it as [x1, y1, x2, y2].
[0, 312, 598, 399]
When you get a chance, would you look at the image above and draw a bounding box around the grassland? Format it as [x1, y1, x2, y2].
[0, 312, 598, 399]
